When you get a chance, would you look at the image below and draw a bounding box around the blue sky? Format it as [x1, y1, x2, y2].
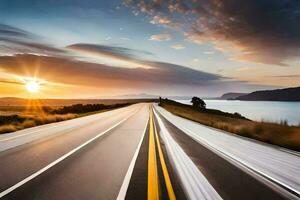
[0, 0, 299, 98]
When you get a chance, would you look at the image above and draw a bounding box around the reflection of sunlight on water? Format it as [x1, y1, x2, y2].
[176, 99, 300, 125]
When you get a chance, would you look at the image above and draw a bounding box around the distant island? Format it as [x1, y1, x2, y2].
[234, 87, 300, 101]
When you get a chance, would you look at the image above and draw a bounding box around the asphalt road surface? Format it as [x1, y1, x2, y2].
[0, 103, 299, 200]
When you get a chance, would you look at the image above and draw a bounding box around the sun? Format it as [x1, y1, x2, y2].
[25, 81, 40, 93]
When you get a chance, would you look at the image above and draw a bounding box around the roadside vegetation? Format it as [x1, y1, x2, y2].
[159, 98, 300, 151]
[0, 102, 131, 134]
[0, 114, 76, 134]
[49, 103, 130, 114]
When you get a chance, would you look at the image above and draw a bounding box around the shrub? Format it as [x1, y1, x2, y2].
[51, 103, 130, 114]
[0, 125, 18, 134]
[22, 120, 36, 128]
[191, 97, 206, 109]
[0, 115, 26, 125]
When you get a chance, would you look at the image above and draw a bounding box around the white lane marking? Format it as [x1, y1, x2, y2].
[155, 106, 300, 199]
[153, 109, 222, 200]
[0, 109, 139, 198]
[116, 112, 149, 200]
[0, 105, 135, 142]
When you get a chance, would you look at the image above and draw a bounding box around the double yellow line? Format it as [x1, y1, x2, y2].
[148, 105, 176, 200]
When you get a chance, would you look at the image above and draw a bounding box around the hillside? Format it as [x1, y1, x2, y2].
[220, 93, 248, 100]
[236, 87, 300, 101]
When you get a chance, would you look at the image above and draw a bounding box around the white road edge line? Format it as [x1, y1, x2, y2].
[153, 109, 223, 200]
[0, 108, 139, 198]
[116, 112, 149, 200]
[155, 106, 300, 199]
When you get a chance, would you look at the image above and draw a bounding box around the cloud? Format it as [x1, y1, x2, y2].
[0, 54, 223, 89]
[120, 37, 131, 41]
[149, 33, 171, 41]
[0, 24, 32, 38]
[66, 43, 223, 85]
[237, 67, 251, 72]
[272, 75, 300, 78]
[150, 15, 171, 25]
[0, 24, 274, 96]
[0, 41, 272, 96]
[171, 44, 185, 50]
[192, 58, 200, 63]
[0, 79, 23, 85]
[67, 43, 152, 61]
[66, 43, 225, 87]
[203, 51, 214, 55]
[128, 0, 300, 66]
[0, 24, 64, 56]
[66, 43, 152, 59]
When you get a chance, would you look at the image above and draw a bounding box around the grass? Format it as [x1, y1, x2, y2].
[159, 99, 300, 152]
[0, 102, 134, 134]
[0, 113, 77, 134]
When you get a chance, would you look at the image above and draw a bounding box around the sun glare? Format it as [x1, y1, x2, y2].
[26, 81, 40, 93]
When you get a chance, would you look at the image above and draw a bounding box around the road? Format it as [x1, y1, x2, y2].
[0, 103, 299, 200]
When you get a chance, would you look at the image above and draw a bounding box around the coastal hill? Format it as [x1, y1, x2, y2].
[235, 87, 300, 101]
[219, 93, 248, 100]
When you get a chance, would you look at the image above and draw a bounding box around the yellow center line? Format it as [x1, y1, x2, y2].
[148, 105, 160, 200]
[153, 107, 176, 200]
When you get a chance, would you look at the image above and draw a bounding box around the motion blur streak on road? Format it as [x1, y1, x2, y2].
[155, 105, 300, 199]
[153, 108, 176, 200]
[154, 109, 222, 200]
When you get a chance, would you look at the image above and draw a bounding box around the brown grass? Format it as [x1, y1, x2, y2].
[0, 101, 136, 134]
[0, 113, 77, 134]
[0, 125, 18, 133]
[160, 103, 300, 151]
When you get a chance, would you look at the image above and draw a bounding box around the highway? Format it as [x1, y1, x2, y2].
[0, 103, 299, 200]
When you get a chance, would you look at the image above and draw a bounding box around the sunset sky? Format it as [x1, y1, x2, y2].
[0, 0, 299, 98]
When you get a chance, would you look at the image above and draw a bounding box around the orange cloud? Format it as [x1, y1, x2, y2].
[149, 33, 172, 41]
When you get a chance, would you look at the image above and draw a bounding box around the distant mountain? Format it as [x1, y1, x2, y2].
[201, 93, 248, 100]
[113, 93, 159, 99]
[103, 93, 192, 100]
[235, 87, 300, 101]
[0, 97, 26, 106]
[219, 93, 248, 100]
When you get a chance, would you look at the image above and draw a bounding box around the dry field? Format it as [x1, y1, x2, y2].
[0, 106, 76, 134]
